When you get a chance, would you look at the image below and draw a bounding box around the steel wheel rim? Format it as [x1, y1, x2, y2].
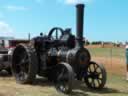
[85, 62, 106, 89]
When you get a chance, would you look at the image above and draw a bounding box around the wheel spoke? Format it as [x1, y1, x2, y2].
[97, 79, 101, 85]
[93, 64, 96, 70]
[94, 64, 99, 72]
[88, 67, 92, 72]
[92, 79, 95, 88]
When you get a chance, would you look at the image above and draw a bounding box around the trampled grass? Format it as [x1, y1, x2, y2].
[0, 47, 127, 96]
[0, 73, 127, 96]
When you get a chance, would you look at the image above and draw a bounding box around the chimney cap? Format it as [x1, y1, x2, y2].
[76, 4, 85, 8]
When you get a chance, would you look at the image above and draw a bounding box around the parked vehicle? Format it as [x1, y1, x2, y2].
[0, 39, 29, 74]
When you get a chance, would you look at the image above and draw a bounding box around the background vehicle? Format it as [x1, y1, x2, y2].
[0, 39, 29, 74]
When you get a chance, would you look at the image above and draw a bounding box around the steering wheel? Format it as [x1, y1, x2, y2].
[48, 27, 64, 40]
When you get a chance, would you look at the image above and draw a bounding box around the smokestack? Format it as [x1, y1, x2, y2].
[76, 4, 84, 48]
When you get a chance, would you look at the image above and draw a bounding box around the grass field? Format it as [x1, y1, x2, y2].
[0, 47, 128, 96]
[88, 47, 125, 58]
[0, 73, 127, 96]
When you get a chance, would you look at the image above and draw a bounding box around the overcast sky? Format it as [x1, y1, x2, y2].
[0, 0, 128, 42]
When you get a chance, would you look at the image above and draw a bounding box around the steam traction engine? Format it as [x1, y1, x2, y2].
[11, 4, 106, 93]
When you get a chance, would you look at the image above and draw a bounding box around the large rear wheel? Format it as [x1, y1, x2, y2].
[12, 44, 38, 84]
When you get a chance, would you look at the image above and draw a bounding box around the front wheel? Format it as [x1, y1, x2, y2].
[84, 61, 107, 89]
[54, 62, 74, 94]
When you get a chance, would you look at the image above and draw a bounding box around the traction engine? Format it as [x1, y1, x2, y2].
[11, 4, 107, 94]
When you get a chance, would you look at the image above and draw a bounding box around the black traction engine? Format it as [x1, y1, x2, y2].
[11, 4, 106, 94]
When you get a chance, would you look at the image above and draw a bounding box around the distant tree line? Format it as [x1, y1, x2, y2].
[85, 41, 103, 45]
[85, 40, 124, 47]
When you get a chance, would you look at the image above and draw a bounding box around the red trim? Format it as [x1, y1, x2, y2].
[5, 46, 15, 49]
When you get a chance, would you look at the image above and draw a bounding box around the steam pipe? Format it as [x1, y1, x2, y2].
[76, 4, 84, 48]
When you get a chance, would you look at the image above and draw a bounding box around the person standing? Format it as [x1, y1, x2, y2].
[125, 43, 128, 80]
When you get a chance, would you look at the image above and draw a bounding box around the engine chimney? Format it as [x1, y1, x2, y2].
[76, 4, 84, 48]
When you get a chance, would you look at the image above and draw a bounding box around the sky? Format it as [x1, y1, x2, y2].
[0, 0, 128, 42]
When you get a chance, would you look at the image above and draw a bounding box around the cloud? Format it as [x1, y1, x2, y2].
[0, 21, 14, 36]
[5, 5, 28, 11]
[58, 0, 92, 5]
[66, 0, 79, 4]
